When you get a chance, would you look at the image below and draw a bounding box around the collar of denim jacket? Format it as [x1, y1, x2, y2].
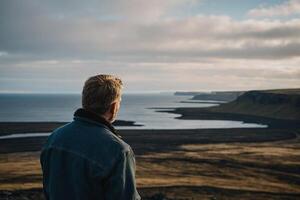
[73, 108, 122, 138]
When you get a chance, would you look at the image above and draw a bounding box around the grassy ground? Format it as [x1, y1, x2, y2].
[0, 124, 300, 199]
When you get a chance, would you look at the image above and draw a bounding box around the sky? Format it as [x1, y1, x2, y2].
[0, 0, 300, 93]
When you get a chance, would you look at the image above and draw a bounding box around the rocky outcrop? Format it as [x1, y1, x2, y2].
[192, 91, 244, 102]
[174, 91, 202, 96]
[235, 90, 300, 106]
[210, 89, 300, 120]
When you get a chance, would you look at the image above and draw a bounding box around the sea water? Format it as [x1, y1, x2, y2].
[0, 93, 266, 129]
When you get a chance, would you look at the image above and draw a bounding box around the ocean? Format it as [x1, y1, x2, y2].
[0, 93, 266, 129]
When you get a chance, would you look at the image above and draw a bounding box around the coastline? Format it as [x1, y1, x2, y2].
[158, 107, 300, 129]
[1, 91, 300, 199]
[0, 120, 142, 136]
[0, 125, 297, 154]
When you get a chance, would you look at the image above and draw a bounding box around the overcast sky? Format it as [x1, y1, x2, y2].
[0, 0, 300, 93]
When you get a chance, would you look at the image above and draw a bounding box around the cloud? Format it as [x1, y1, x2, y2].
[248, 0, 300, 17]
[1, 56, 300, 93]
[0, 52, 8, 57]
[1, 10, 300, 62]
[0, 0, 197, 23]
[0, 0, 300, 92]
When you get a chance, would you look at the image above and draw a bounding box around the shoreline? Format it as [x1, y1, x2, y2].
[157, 107, 300, 129]
[0, 120, 142, 136]
[0, 122, 297, 154]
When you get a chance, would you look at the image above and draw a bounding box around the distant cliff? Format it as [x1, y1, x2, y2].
[210, 89, 300, 120]
[174, 92, 202, 96]
[192, 91, 244, 102]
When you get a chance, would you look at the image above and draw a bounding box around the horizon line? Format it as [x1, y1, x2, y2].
[0, 87, 299, 95]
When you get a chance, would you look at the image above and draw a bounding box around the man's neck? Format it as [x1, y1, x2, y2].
[100, 113, 112, 124]
[73, 108, 122, 138]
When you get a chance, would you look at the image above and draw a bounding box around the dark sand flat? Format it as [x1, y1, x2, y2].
[0, 120, 141, 136]
[0, 127, 297, 154]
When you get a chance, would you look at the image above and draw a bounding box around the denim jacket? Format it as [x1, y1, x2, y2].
[40, 108, 141, 200]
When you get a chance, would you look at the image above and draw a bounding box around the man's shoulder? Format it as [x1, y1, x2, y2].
[98, 126, 131, 153]
[42, 120, 131, 170]
[46, 120, 130, 157]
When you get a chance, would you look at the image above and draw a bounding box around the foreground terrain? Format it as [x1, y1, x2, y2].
[0, 122, 299, 200]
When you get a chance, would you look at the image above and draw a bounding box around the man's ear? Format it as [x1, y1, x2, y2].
[107, 102, 118, 122]
[110, 101, 117, 115]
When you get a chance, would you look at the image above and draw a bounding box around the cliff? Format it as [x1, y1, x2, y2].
[209, 88, 300, 120]
[192, 91, 244, 102]
[174, 92, 203, 96]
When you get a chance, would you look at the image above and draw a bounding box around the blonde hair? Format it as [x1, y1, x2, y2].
[82, 74, 123, 114]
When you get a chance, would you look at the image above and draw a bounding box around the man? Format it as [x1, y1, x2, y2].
[40, 74, 141, 200]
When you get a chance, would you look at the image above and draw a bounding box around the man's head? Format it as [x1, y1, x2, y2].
[82, 74, 123, 123]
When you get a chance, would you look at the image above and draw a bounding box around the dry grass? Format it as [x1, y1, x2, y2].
[0, 152, 42, 190]
[1, 137, 299, 197]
